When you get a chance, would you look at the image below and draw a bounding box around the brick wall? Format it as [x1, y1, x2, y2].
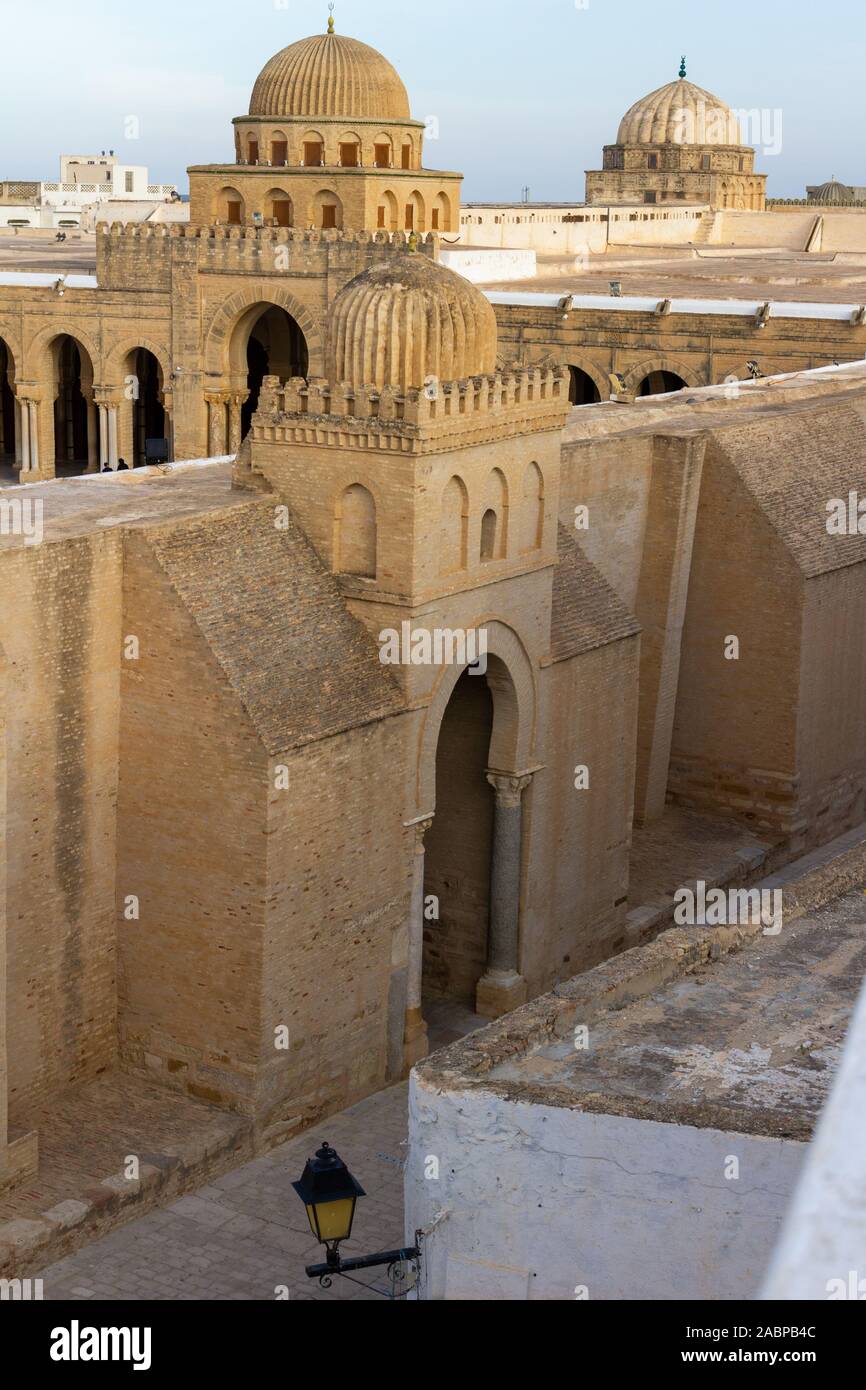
[0, 535, 121, 1126]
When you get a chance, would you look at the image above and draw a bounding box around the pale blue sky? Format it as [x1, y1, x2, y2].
[1, 0, 863, 199]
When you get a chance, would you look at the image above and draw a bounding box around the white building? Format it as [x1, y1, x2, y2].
[406, 834, 866, 1300]
[0, 152, 178, 229]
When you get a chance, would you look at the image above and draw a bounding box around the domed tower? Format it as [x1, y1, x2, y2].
[188, 18, 462, 233]
[585, 59, 766, 210]
[243, 242, 568, 638]
[242, 246, 572, 1034]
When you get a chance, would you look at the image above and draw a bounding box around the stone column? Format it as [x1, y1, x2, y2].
[476, 772, 532, 1019]
[107, 404, 119, 468]
[403, 812, 433, 1072]
[228, 393, 247, 455]
[27, 401, 39, 473]
[86, 399, 99, 471]
[13, 399, 22, 469]
[19, 399, 30, 473]
[98, 403, 108, 469]
[206, 393, 228, 457]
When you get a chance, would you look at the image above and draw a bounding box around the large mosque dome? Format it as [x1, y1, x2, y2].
[328, 253, 498, 391]
[616, 75, 742, 146]
[249, 26, 411, 120]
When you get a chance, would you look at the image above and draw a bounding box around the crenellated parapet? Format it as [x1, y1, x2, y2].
[96, 220, 437, 291]
[249, 364, 570, 454]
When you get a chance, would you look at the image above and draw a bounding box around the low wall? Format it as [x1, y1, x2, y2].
[407, 1079, 805, 1300]
[439, 247, 536, 282]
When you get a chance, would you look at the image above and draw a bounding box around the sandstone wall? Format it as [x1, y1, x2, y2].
[258, 714, 412, 1135]
[797, 564, 866, 840]
[117, 531, 268, 1113]
[0, 534, 122, 1126]
[668, 440, 803, 834]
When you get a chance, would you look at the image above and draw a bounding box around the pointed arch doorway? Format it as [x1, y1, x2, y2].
[404, 647, 535, 1067]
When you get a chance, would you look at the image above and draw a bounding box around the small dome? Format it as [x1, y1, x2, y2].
[249, 28, 411, 120]
[617, 76, 741, 145]
[810, 178, 854, 205]
[328, 253, 498, 391]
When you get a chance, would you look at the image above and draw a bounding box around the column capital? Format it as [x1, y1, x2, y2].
[204, 390, 231, 406]
[485, 770, 534, 807]
[404, 811, 434, 850]
[93, 385, 121, 407]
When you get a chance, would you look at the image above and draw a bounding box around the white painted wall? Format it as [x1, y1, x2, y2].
[406, 1073, 807, 1300]
[456, 205, 709, 255]
[439, 247, 536, 283]
[763, 975, 866, 1300]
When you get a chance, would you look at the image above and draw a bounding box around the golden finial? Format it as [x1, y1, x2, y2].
[327, 3, 335, 33]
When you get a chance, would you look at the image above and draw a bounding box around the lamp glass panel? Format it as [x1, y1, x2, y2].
[314, 1197, 355, 1242]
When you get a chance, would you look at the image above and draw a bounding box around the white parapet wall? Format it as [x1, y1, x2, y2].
[438, 247, 536, 283]
[406, 1073, 806, 1301]
[762, 976, 866, 1300]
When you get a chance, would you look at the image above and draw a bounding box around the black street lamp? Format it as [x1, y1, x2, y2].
[292, 1142, 421, 1292]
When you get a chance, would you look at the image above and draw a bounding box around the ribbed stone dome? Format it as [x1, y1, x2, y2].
[810, 178, 854, 205]
[617, 77, 741, 145]
[328, 254, 498, 391]
[249, 28, 411, 120]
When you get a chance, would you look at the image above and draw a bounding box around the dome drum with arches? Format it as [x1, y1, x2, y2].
[584, 58, 766, 211]
[188, 17, 462, 233]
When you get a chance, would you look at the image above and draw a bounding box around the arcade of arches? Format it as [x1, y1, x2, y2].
[2, 335, 170, 478]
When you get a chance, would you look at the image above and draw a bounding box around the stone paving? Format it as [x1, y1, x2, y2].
[38, 1082, 411, 1302]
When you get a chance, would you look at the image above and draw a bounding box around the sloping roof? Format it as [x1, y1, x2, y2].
[708, 398, 866, 577]
[143, 498, 404, 753]
[549, 523, 640, 661]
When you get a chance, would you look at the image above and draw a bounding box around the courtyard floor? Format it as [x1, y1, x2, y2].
[37, 1081, 411, 1302]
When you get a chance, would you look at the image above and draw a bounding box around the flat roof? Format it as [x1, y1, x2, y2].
[415, 834, 866, 1141]
[562, 358, 866, 443]
[480, 247, 866, 309]
[0, 458, 243, 549]
[491, 887, 866, 1139]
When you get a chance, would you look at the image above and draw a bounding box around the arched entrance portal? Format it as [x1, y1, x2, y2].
[412, 650, 533, 1056]
[53, 335, 94, 475]
[127, 348, 167, 467]
[237, 304, 309, 438]
[568, 365, 602, 405]
[638, 369, 687, 396]
[0, 339, 15, 478]
[423, 670, 495, 1012]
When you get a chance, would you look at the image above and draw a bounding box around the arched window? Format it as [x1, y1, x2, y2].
[480, 468, 508, 561]
[218, 187, 245, 225]
[440, 475, 469, 575]
[519, 462, 544, 553]
[377, 190, 399, 231]
[267, 190, 293, 227]
[271, 133, 289, 166]
[301, 133, 325, 167]
[336, 484, 377, 577]
[480, 510, 498, 562]
[405, 190, 425, 231]
[432, 192, 451, 232]
[373, 136, 393, 168]
[312, 190, 342, 229]
[338, 134, 361, 168]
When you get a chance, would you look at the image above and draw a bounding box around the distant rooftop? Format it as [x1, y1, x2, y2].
[479, 247, 866, 307]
